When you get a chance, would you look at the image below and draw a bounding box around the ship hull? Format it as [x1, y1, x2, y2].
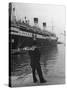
[10, 34, 57, 50]
[9, 25, 58, 51]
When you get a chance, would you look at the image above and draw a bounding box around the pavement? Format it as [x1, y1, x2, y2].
[11, 71, 65, 87]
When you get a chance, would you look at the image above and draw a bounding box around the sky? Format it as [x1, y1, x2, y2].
[12, 3, 66, 41]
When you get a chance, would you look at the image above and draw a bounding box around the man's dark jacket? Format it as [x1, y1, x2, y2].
[29, 47, 41, 66]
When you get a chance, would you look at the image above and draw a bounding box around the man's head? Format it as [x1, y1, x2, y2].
[31, 41, 37, 49]
[31, 46, 37, 49]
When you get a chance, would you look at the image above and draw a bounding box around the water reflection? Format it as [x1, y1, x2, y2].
[40, 46, 58, 75]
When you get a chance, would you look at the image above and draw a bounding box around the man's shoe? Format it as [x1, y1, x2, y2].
[33, 79, 38, 83]
[40, 79, 47, 83]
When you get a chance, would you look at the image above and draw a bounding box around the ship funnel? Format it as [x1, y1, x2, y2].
[34, 18, 38, 26]
[43, 22, 46, 30]
[12, 7, 16, 23]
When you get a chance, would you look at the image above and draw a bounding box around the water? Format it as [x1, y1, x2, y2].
[11, 44, 65, 84]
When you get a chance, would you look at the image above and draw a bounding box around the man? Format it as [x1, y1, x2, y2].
[28, 42, 47, 83]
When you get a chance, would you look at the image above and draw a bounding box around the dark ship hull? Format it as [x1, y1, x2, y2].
[10, 23, 58, 51]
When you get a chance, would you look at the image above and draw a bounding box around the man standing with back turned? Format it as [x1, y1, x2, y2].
[29, 42, 47, 83]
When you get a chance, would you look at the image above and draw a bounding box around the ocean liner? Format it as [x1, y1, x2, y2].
[9, 3, 58, 53]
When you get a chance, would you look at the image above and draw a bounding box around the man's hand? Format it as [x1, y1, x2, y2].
[23, 46, 36, 51]
[23, 47, 29, 51]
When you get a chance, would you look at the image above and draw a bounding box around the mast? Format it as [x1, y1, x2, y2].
[9, 3, 12, 28]
[52, 19, 53, 32]
[51, 18, 55, 33]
